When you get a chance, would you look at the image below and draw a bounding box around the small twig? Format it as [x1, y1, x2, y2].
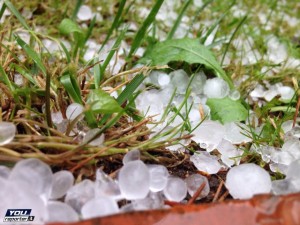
[218, 190, 229, 202]
[187, 182, 206, 205]
[212, 179, 224, 202]
[293, 95, 300, 128]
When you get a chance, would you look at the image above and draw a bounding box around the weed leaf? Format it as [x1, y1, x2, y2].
[87, 89, 123, 114]
[140, 38, 234, 88]
[206, 97, 248, 123]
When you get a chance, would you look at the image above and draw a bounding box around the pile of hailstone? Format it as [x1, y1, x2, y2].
[0, 149, 210, 223]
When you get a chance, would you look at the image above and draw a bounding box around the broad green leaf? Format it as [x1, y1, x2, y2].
[87, 89, 123, 114]
[58, 18, 84, 47]
[206, 97, 248, 124]
[140, 38, 234, 88]
[59, 18, 83, 35]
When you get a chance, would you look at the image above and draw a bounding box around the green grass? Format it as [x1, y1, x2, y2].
[0, 0, 299, 181]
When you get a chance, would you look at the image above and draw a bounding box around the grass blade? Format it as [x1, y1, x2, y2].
[100, 27, 127, 79]
[14, 34, 47, 76]
[127, 0, 164, 59]
[99, 0, 126, 52]
[3, 0, 30, 30]
[71, 0, 83, 21]
[60, 74, 83, 104]
[220, 15, 248, 66]
[0, 2, 7, 20]
[166, 0, 192, 40]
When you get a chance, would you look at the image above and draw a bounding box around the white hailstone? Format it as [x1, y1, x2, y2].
[66, 103, 84, 121]
[269, 163, 288, 175]
[170, 69, 190, 94]
[122, 149, 140, 165]
[50, 171, 74, 199]
[158, 73, 170, 86]
[185, 174, 209, 200]
[14, 73, 24, 86]
[225, 163, 272, 199]
[190, 151, 222, 174]
[281, 120, 294, 134]
[250, 84, 265, 99]
[94, 169, 122, 200]
[271, 179, 298, 195]
[0, 122, 16, 146]
[278, 86, 295, 100]
[224, 122, 252, 144]
[228, 89, 240, 100]
[148, 165, 169, 192]
[0, 166, 10, 179]
[51, 111, 64, 124]
[118, 160, 150, 200]
[65, 180, 95, 213]
[163, 177, 187, 202]
[82, 128, 105, 146]
[77, 5, 93, 21]
[46, 201, 79, 223]
[203, 77, 230, 99]
[9, 158, 53, 201]
[263, 85, 279, 102]
[81, 197, 119, 219]
[286, 160, 300, 189]
[131, 192, 164, 210]
[191, 120, 225, 152]
[217, 139, 242, 167]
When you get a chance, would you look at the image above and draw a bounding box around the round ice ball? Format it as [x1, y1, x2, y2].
[66, 103, 84, 121]
[225, 163, 271, 199]
[118, 160, 150, 200]
[77, 5, 93, 21]
[81, 197, 119, 219]
[0, 122, 16, 146]
[148, 164, 169, 192]
[203, 77, 230, 99]
[46, 201, 79, 223]
[163, 177, 187, 202]
[50, 170, 74, 199]
[185, 174, 210, 200]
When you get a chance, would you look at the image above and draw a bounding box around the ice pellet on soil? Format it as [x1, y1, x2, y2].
[269, 163, 288, 175]
[50, 171, 74, 199]
[158, 72, 170, 86]
[191, 120, 225, 152]
[148, 164, 169, 192]
[286, 160, 300, 189]
[0, 122, 16, 146]
[217, 139, 242, 167]
[82, 128, 105, 146]
[224, 122, 252, 144]
[118, 160, 150, 200]
[77, 5, 93, 21]
[190, 151, 222, 174]
[9, 158, 53, 201]
[95, 169, 122, 200]
[203, 77, 229, 99]
[190, 71, 207, 94]
[65, 179, 95, 213]
[0, 166, 10, 178]
[271, 179, 298, 195]
[132, 192, 164, 210]
[123, 149, 140, 165]
[51, 111, 64, 124]
[66, 103, 84, 121]
[225, 163, 272, 199]
[170, 69, 189, 94]
[278, 86, 294, 100]
[163, 177, 187, 202]
[185, 174, 209, 200]
[81, 197, 119, 219]
[47, 201, 79, 223]
[228, 89, 241, 100]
